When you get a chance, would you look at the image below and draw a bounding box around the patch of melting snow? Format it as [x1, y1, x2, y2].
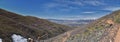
[0, 38, 2, 42]
[12, 34, 27, 42]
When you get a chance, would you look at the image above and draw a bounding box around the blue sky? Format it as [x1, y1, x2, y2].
[0, 0, 120, 20]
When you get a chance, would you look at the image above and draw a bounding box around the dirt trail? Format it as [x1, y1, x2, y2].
[61, 27, 85, 42]
[114, 24, 120, 42]
[61, 32, 71, 42]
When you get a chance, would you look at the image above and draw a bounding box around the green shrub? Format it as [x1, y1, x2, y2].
[114, 13, 120, 23]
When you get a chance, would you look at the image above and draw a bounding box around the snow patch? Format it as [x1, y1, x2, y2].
[12, 34, 27, 42]
[0, 38, 2, 42]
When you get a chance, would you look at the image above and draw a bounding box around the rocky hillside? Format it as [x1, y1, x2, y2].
[64, 10, 120, 42]
[38, 10, 120, 42]
[0, 9, 71, 42]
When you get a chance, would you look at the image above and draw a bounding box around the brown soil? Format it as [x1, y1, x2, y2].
[114, 24, 120, 42]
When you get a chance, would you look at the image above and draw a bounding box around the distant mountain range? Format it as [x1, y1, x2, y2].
[48, 19, 95, 27]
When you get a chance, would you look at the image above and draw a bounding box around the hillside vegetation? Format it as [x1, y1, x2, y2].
[0, 9, 71, 42]
[37, 10, 120, 42]
[65, 10, 120, 42]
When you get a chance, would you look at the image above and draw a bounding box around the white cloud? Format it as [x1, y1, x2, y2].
[54, 0, 84, 6]
[42, 0, 106, 12]
[43, 0, 105, 11]
[64, 1, 83, 6]
[104, 6, 120, 11]
[54, 0, 105, 6]
[82, 12, 95, 13]
[59, 6, 80, 11]
[84, 0, 105, 6]
[44, 3, 59, 8]
[43, 2, 80, 12]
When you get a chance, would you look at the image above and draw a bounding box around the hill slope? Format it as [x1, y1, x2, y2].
[39, 10, 120, 42]
[0, 9, 71, 42]
[64, 10, 120, 42]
